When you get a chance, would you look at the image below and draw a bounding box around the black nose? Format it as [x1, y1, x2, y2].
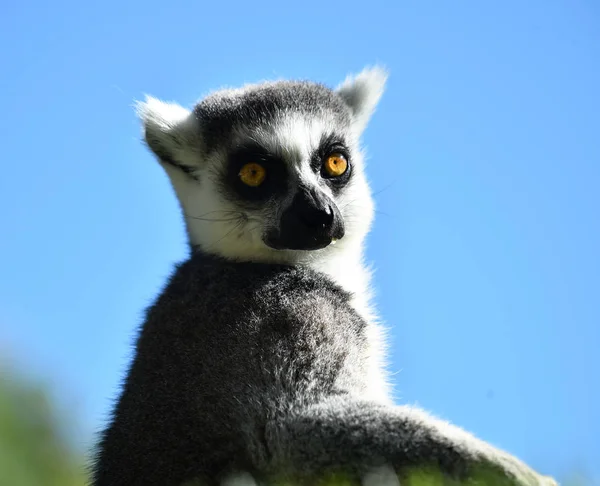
[296, 196, 334, 230]
[265, 188, 345, 251]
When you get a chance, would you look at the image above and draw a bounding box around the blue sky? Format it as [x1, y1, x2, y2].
[1, 0, 598, 482]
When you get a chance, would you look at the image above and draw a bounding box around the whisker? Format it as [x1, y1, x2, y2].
[374, 209, 394, 218]
[205, 219, 245, 250]
[187, 215, 243, 223]
[371, 179, 399, 198]
[247, 224, 263, 236]
[189, 209, 240, 217]
[184, 210, 246, 223]
[341, 200, 395, 219]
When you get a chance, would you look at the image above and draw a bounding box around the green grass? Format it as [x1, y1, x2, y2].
[0, 369, 88, 486]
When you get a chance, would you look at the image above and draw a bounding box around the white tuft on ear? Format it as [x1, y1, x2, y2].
[135, 96, 201, 165]
[335, 66, 388, 134]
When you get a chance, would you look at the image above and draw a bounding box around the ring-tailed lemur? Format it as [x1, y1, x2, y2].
[90, 68, 557, 486]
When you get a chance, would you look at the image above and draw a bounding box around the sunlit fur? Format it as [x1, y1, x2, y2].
[137, 67, 391, 404]
[94, 68, 557, 486]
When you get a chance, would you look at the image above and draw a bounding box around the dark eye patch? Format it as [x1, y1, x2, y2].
[221, 142, 289, 205]
[311, 133, 352, 193]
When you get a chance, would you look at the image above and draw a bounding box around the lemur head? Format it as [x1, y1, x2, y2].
[137, 67, 387, 264]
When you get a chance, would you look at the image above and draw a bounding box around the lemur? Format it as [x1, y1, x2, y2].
[90, 67, 557, 486]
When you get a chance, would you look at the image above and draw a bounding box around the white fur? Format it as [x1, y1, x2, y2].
[136, 96, 190, 132]
[335, 66, 388, 135]
[220, 472, 258, 486]
[135, 96, 203, 168]
[362, 465, 401, 486]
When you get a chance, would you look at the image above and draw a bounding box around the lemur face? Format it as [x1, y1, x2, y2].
[198, 87, 356, 253]
[138, 67, 386, 263]
[220, 131, 348, 252]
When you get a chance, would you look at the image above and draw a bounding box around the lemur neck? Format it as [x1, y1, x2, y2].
[310, 245, 374, 320]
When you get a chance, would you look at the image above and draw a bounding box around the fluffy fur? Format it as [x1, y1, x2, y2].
[136, 67, 389, 403]
[91, 254, 553, 486]
[91, 68, 557, 486]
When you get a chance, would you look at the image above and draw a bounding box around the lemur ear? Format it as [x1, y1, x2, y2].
[135, 96, 202, 170]
[335, 66, 388, 134]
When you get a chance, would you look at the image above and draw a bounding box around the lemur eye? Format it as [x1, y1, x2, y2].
[239, 163, 266, 187]
[322, 153, 348, 178]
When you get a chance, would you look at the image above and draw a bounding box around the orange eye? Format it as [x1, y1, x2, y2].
[239, 162, 266, 187]
[323, 153, 348, 177]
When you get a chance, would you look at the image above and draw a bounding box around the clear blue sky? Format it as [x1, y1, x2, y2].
[1, 0, 598, 482]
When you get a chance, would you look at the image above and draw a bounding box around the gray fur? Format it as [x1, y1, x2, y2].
[194, 81, 352, 154]
[91, 254, 555, 486]
[91, 69, 557, 486]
